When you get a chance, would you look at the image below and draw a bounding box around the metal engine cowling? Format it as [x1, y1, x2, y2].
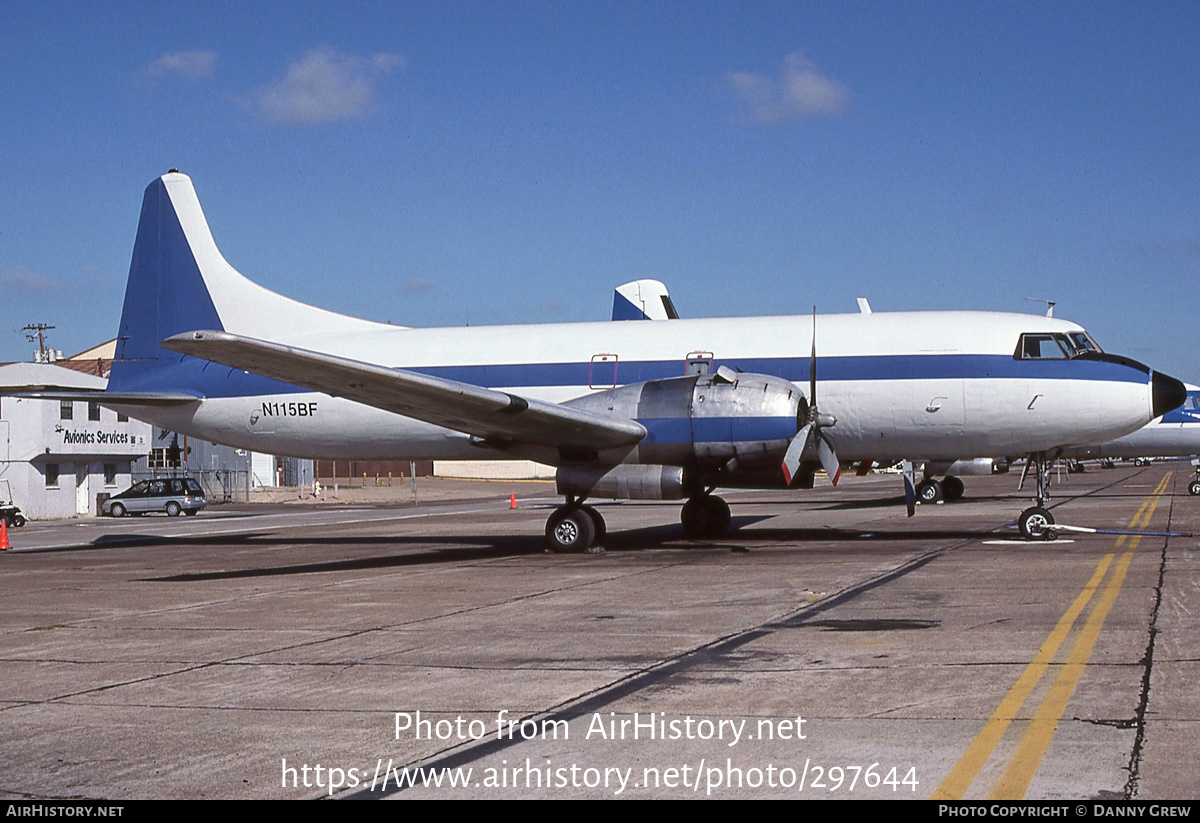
[559, 366, 804, 496]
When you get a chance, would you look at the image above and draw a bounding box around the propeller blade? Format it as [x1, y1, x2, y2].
[902, 461, 916, 517]
[781, 422, 812, 485]
[816, 433, 840, 486]
[809, 307, 817, 408]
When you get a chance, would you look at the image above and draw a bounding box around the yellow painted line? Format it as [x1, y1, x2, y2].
[989, 473, 1169, 799]
[931, 473, 1170, 800]
[929, 554, 1112, 800]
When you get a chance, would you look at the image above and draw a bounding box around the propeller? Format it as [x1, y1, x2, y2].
[781, 308, 841, 487]
[902, 461, 917, 517]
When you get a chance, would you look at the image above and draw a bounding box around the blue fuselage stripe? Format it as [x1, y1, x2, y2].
[107, 352, 1149, 399]
[639, 416, 798, 444]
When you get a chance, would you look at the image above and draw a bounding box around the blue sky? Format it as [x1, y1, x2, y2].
[2, 2, 1197, 380]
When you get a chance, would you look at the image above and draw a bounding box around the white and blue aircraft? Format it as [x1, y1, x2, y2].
[77, 172, 1186, 549]
[1059, 385, 1200, 492]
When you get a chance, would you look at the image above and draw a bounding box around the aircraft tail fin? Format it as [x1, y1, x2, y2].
[108, 171, 382, 395]
[611, 279, 679, 321]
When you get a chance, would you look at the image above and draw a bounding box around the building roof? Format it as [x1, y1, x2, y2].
[0, 362, 106, 391]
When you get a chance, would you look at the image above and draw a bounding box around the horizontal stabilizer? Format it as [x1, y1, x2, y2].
[12, 391, 201, 406]
[162, 330, 647, 451]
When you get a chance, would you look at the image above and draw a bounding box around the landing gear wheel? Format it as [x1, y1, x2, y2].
[166, 501, 182, 517]
[942, 476, 965, 502]
[580, 505, 606, 544]
[917, 479, 943, 505]
[545, 507, 596, 552]
[1189, 481, 1200, 496]
[109, 503, 126, 518]
[681, 496, 731, 538]
[1018, 506, 1055, 541]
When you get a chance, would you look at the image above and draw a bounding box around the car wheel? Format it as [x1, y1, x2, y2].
[109, 503, 126, 518]
[12, 515, 25, 527]
[166, 501, 182, 517]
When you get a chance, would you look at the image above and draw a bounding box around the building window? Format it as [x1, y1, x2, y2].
[148, 448, 181, 470]
[117, 412, 128, 422]
[89, 402, 101, 421]
[60, 400, 73, 420]
[104, 463, 118, 486]
[45, 464, 59, 488]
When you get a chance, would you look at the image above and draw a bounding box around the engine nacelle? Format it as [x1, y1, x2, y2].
[563, 366, 804, 482]
[925, 458, 998, 477]
[557, 464, 685, 500]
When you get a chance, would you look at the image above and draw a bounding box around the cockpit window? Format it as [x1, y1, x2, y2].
[1015, 331, 1102, 360]
[1068, 332, 1098, 353]
[1017, 334, 1069, 359]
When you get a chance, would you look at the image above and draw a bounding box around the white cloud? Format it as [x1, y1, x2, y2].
[726, 51, 850, 122]
[254, 47, 406, 125]
[401, 277, 436, 295]
[1, 267, 53, 295]
[148, 50, 217, 79]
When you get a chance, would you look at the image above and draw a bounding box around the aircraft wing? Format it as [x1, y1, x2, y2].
[162, 330, 647, 451]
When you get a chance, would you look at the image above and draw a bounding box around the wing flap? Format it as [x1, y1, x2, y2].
[162, 330, 646, 451]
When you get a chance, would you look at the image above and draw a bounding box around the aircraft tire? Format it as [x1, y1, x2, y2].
[681, 496, 731, 538]
[580, 505, 606, 544]
[943, 476, 966, 502]
[1189, 481, 1200, 496]
[545, 508, 595, 552]
[1018, 506, 1055, 540]
[917, 480, 943, 505]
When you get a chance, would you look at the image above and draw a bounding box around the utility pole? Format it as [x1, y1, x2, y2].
[23, 323, 56, 363]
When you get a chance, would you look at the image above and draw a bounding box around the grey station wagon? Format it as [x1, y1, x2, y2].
[102, 478, 207, 517]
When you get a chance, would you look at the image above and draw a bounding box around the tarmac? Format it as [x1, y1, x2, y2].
[0, 464, 1196, 800]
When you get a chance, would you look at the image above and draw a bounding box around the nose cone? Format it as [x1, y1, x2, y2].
[1152, 371, 1187, 419]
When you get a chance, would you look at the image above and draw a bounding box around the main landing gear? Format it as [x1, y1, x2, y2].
[545, 498, 607, 552]
[1018, 451, 1058, 541]
[543, 492, 733, 551]
[915, 476, 966, 505]
[681, 494, 730, 538]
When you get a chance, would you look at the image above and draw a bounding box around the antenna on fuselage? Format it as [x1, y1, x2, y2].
[1022, 297, 1056, 318]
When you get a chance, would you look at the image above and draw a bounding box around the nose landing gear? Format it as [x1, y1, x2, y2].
[1017, 451, 1058, 540]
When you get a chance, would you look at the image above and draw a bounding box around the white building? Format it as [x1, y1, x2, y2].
[0, 363, 151, 519]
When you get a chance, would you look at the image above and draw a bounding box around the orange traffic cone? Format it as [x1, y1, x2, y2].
[0, 519, 9, 551]
[510, 493, 518, 509]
